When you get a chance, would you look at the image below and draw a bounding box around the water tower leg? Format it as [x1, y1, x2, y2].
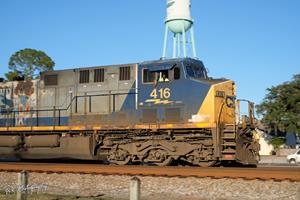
[162, 25, 169, 59]
[177, 34, 181, 57]
[190, 26, 197, 58]
[182, 26, 187, 57]
[173, 33, 177, 58]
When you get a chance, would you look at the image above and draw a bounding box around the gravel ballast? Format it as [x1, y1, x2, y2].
[0, 172, 299, 200]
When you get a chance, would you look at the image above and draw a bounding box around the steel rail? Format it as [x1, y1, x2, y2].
[0, 162, 299, 182]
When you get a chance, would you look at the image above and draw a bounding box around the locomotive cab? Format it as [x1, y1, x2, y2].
[138, 58, 235, 128]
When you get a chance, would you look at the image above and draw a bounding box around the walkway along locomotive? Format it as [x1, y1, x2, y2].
[0, 58, 260, 166]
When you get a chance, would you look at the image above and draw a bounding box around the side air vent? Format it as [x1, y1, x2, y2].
[44, 74, 58, 86]
[119, 66, 131, 81]
[142, 109, 157, 123]
[94, 68, 105, 82]
[79, 70, 89, 84]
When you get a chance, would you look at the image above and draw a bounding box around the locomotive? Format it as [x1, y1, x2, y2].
[0, 58, 259, 166]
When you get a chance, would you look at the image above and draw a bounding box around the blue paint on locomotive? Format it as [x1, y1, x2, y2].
[0, 119, 14, 126]
[136, 58, 212, 123]
[117, 58, 214, 124]
[119, 83, 136, 112]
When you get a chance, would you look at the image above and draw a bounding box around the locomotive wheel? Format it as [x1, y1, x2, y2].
[144, 156, 173, 166]
[110, 156, 131, 165]
[143, 148, 173, 166]
[108, 149, 131, 165]
[197, 160, 216, 167]
[154, 156, 173, 166]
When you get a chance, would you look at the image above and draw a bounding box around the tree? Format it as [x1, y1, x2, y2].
[256, 74, 300, 136]
[4, 71, 24, 81]
[6, 48, 55, 80]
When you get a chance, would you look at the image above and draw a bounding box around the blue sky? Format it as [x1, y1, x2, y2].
[0, 0, 299, 109]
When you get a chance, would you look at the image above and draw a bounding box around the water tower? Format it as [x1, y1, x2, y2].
[162, 0, 197, 59]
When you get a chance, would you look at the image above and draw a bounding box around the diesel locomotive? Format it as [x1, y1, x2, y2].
[0, 58, 260, 166]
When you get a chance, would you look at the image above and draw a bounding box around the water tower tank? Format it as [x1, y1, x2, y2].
[166, 0, 192, 34]
[162, 0, 197, 59]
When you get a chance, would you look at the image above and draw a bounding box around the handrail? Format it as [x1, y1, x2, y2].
[0, 92, 137, 127]
[236, 99, 255, 128]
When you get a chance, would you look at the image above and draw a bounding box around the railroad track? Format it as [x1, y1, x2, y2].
[0, 162, 299, 182]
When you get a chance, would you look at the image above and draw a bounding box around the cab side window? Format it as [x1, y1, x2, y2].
[158, 70, 169, 82]
[174, 67, 180, 80]
[143, 66, 180, 84]
[143, 69, 155, 83]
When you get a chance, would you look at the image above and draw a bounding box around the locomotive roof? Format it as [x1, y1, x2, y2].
[141, 57, 204, 67]
[42, 57, 203, 75]
[41, 62, 137, 74]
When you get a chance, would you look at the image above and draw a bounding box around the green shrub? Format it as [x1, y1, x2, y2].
[270, 137, 285, 149]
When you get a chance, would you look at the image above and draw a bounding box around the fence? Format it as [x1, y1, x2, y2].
[14, 171, 141, 200]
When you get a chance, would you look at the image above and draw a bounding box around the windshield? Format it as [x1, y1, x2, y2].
[185, 63, 207, 79]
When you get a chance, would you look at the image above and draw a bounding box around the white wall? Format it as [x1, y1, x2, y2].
[256, 129, 274, 155]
